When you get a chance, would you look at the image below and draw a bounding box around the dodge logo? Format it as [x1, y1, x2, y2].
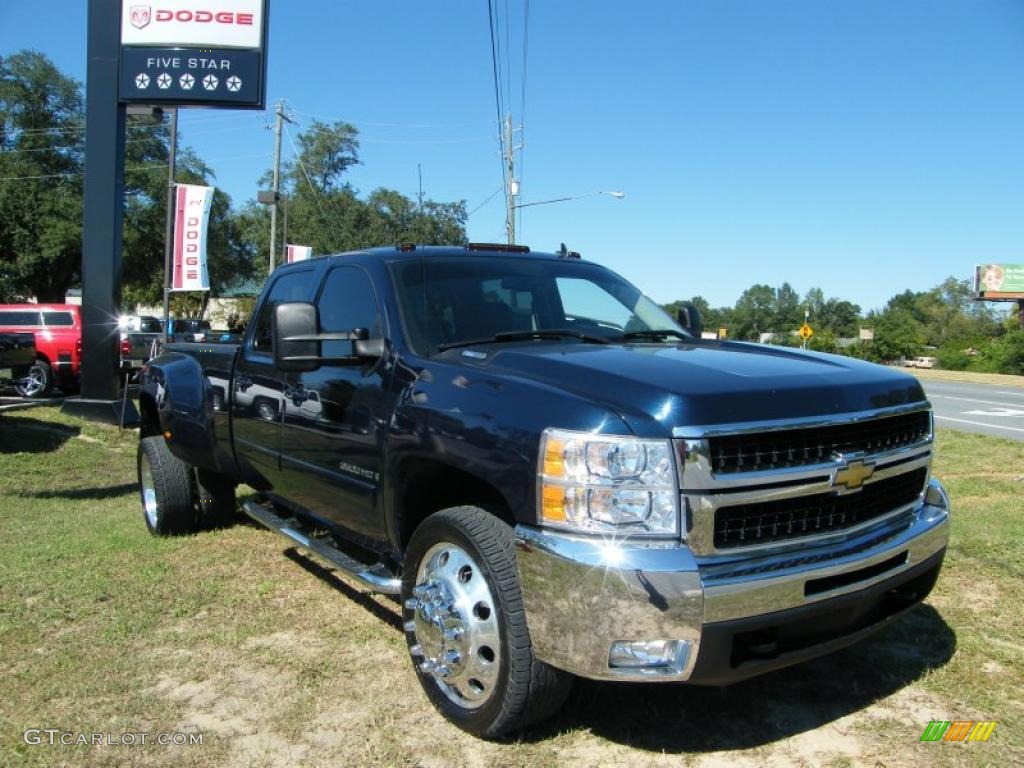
[129, 5, 151, 29]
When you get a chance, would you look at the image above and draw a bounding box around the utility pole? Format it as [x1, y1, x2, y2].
[504, 115, 517, 245]
[161, 108, 178, 343]
[269, 100, 285, 272]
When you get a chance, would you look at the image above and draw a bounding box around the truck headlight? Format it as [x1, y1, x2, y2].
[538, 428, 680, 537]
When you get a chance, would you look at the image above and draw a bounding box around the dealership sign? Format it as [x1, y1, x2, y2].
[171, 184, 214, 292]
[118, 0, 267, 108]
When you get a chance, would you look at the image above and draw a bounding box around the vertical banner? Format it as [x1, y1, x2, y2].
[286, 244, 313, 264]
[171, 184, 214, 291]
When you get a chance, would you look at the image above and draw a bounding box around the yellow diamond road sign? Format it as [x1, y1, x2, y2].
[800, 323, 814, 340]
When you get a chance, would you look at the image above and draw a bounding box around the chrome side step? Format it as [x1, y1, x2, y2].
[243, 499, 401, 595]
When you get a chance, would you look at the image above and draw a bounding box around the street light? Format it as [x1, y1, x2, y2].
[513, 190, 625, 209]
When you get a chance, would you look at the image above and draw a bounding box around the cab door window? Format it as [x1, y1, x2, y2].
[317, 266, 382, 356]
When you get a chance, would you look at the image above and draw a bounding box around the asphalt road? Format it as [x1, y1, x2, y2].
[921, 379, 1024, 441]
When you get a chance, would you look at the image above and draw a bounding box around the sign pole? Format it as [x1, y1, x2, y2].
[63, 0, 140, 426]
[162, 108, 178, 343]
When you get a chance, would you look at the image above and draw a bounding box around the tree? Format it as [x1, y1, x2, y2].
[0, 50, 258, 308]
[732, 284, 777, 340]
[257, 119, 468, 260]
[0, 51, 84, 302]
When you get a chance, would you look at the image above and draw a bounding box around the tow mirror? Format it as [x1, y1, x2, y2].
[272, 302, 385, 371]
[272, 302, 320, 372]
[676, 302, 703, 338]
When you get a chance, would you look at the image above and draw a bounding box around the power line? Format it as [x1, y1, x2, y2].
[0, 121, 269, 155]
[487, 0, 510, 224]
[467, 186, 504, 216]
[518, 0, 530, 237]
[289, 107, 493, 129]
[0, 152, 272, 182]
[283, 123, 349, 249]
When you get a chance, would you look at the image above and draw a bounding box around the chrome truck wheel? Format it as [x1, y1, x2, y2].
[407, 542, 501, 709]
[401, 506, 572, 738]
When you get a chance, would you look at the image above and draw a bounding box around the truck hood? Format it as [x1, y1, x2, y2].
[449, 340, 927, 437]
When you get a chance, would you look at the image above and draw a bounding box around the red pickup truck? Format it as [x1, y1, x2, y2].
[0, 304, 82, 397]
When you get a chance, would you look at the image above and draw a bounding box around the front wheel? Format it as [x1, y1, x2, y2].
[402, 506, 572, 738]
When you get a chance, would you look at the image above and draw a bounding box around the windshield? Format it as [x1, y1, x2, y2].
[391, 256, 684, 355]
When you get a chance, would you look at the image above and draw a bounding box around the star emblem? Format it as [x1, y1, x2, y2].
[226, 76, 242, 92]
[156, 73, 172, 89]
[179, 73, 195, 90]
[134, 73, 150, 89]
[202, 74, 219, 91]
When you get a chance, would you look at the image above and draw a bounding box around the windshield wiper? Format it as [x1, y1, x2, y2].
[619, 329, 690, 342]
[438, 328, 611, 352]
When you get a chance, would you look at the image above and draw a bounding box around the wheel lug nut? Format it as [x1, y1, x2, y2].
[444, 649, 461, 665]
[443, 628, 463, 641]
[403, 598, 419, 610]
[403, 621, 416, 633]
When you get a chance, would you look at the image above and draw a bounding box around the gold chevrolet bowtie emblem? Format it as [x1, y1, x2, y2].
[834, 459, 875, 491]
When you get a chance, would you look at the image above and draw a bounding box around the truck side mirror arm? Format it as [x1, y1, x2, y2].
[676, 302, 704, 338]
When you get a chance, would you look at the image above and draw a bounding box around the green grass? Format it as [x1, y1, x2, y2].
[0, 408, 1021, 767]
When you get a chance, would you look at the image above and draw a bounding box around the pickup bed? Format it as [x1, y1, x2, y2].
[136, 244, 950, 737]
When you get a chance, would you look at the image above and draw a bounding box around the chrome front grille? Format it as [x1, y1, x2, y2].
[708, 410, 931, 474]
[713, 467, 928, 548]
[676, 405, 934, 557]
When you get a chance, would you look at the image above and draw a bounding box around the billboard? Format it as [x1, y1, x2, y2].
[171, 184, 213, 292]
[974, 263, 1024, 299]
[118, 0, 267, 108]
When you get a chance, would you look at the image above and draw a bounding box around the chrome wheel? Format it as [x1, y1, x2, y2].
[406, 542, 501, 709]
[15, 364, 45, 397]
[139, 453, 158, 528]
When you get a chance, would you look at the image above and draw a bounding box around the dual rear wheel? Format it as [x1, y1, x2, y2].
[137, 435, 236, 535]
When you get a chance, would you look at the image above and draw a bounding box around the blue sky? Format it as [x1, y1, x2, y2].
[3, 1, 1024, 312]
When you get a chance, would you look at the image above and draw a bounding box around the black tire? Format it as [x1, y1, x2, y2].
[15, 360, 54, 398]
[402, 506, 572, 738]
[195, 468, 237, 529]
[137, 436, 198, 535]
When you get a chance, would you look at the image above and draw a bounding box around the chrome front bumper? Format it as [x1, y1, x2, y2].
[514, 477, 950, 683]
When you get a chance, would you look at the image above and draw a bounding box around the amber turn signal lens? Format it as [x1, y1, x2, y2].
[543, 438, 565, 477]
[540, 483, 566, 523]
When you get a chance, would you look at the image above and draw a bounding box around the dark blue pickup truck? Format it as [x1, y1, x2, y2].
[136, 244, 950, 737]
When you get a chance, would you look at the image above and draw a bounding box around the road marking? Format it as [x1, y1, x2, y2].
[935, 415, 1024, 434]
[962, 408, 1024, 417]
[929, 394, 1024, 409]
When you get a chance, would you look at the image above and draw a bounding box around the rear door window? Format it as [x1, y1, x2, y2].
[42, 312, 74, 327]
[0, 311, 42, 326]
